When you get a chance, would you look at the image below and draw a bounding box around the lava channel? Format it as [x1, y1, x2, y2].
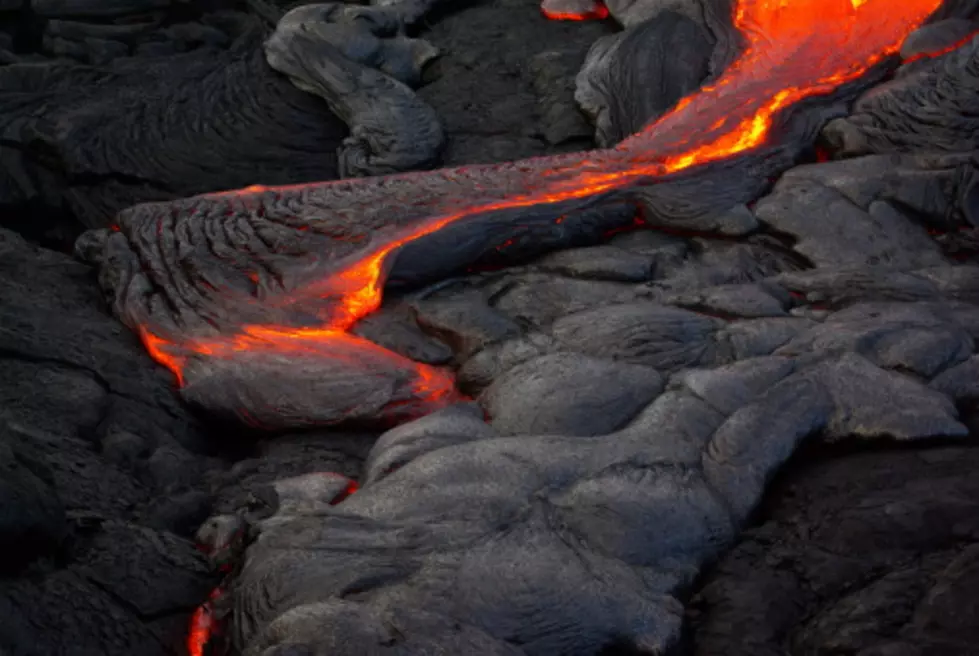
[540, 0, 609, 21]
[139, 0, 948, 422]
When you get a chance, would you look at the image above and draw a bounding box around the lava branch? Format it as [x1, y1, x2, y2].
[540, 0, 609, 21]
[127, 0, 946, 422]
[187, 473, 362, 656]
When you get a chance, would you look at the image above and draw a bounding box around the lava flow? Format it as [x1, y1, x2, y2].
[141, 0, 947, 418]
[187, 588, 223, 656]
[540, 0, 609, 21]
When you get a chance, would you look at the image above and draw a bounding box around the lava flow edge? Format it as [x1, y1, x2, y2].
[134, 0, 949, 427]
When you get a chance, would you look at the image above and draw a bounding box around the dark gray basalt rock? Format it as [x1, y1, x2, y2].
[0, 228, 217, 655]
[575, 10, 714, 146]
[662, 282, 789, 318]
[220, 342, 969, 654]
[413, 0, 612, 166]
[351, 303, 455, 365]
[40, 18, 166, 64]
[648, 239, 806, 291]
[0, 14, 349, 230]
[31, 0, 171, 17]
[901, 17, 979, 59]
[74, 0, 914, 431]
[2, 2, 459, 243]
[263, 3, 444, 177]
[689, 446, 979, 656]
[480, 351, 664, 435]
[765, 152, 979, 234]
[528, 50, 596, 147]
[550, 302, 723, 372]
[456, 332, 559, 394]
[489, 273, 637, 326]
[0, 438, 67, 574]
[411, 289, 522, 360]
[209, 6, 979, 643]
[34, 17, 245, 64]
[755, 182, 948, 269]
[575, 0, 744, 157]
[774, 302, 974, 378]
[713, 316, 815, 360]
[775, 265, 979, 310]
[362, 401, 496, 484]
[247, 603, 525, 656]
[823, 34, 979, 157]
[931, 355, 979, 402]
[14, 1, 979, 654]
[532, 244, 656, 281]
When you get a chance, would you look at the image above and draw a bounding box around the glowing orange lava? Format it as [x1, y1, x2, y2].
[143, 0, 949, 416]
[903, 28, 979, 63]
[541, 0, 609, 21]
[187, 588, 223, 656]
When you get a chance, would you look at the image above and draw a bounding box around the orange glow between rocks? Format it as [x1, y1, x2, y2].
[187, 588, 223, 656]
[541, 0, 609, 21]
[903, 28, 979, 63]
[143, 0, 949, 420]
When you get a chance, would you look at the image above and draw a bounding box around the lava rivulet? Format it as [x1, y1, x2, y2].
[140, 0, 946, 420]
[540, 0, 609, 21]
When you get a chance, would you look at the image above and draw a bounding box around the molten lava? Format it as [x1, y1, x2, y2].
[187, 588, 223, 656]
[186, 473, 360, 655]
[143, 0, 949, 418]
[540, 0, 609, 21]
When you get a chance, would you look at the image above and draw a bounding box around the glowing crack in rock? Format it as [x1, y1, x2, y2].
[540, 0, 610, 21]
[136, 0, 946, 424]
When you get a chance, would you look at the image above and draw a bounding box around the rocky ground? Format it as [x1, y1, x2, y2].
[0, 1, 615, 653]
[689, 442, 979, 656]
[2, 0, 979, 655]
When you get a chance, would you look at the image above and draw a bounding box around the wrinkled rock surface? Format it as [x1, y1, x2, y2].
[4, 1, 979, 655]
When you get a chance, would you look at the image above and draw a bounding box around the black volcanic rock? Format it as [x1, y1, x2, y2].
[223, 340, 971, 654]
[0, 228, 217, 655]
[689, 445, 979, 656]
[0, 437, 67, 574]
[263, 4, 444, 178]
[480, 351, 664, 435]
[204, 7, 979, 651]
[823, 33, 979, 157]
[575, 10, 714, 146]
[0, 13, 348, 233]
[5, 1, 979, 655]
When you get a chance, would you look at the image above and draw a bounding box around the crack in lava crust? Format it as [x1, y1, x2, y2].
[115, 0, 945, 426]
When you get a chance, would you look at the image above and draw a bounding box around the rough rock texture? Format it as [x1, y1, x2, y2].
[416, 0, 614, 163]
[824, 31, 979, 158]
[0, 0, 613, 249]
[575, 9, 714, 146]
[73, 0, 939, 429]
[206, 10, 979, 655]
[0, 226, 388, 654]
[263, 3, 445, 177]
[0, 227, 216, 655]
[689, 444, 979, 656]
[5, 0, 979, 655]
[0, 13, 352, 236]
[222, 332, 975, 653]
[0, 0, 616, 652]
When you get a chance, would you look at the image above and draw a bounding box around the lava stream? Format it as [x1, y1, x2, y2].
[143, 0, 945, 407]
[540, 0, 609, 21]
